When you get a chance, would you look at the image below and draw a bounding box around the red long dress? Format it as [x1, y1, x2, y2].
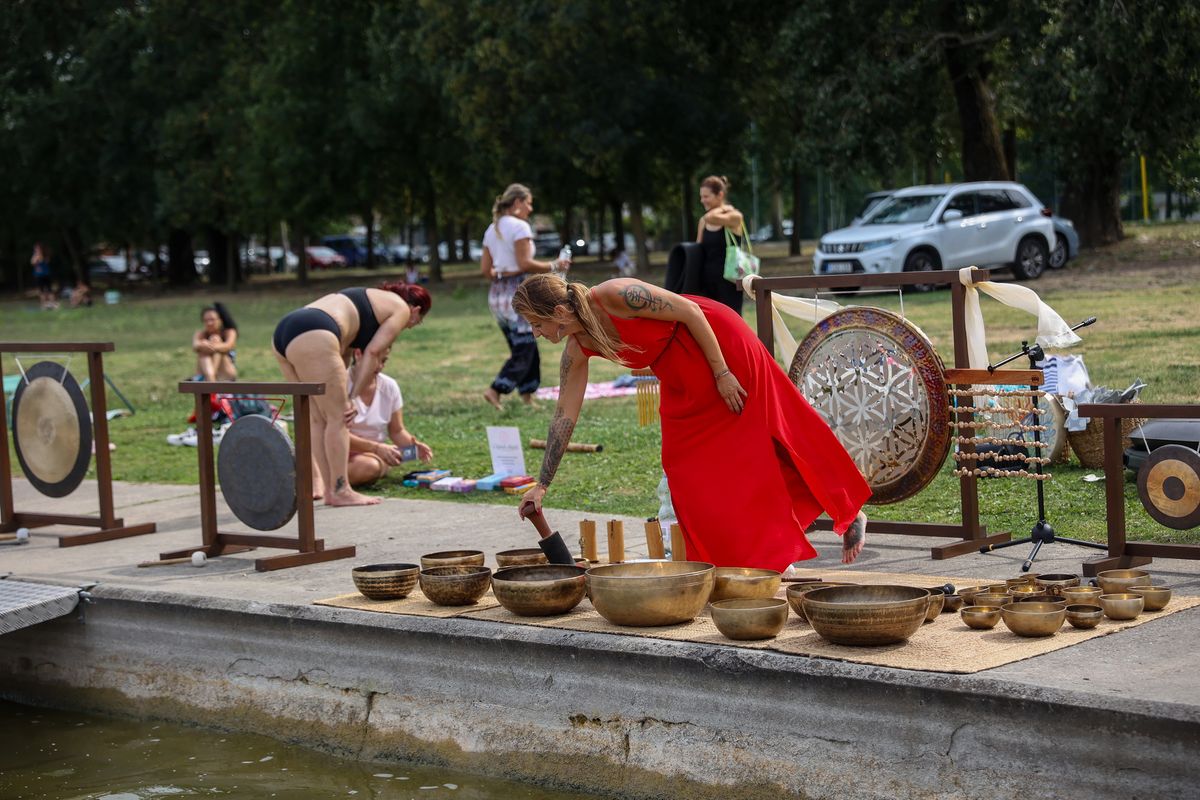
[582, 295, 870, 571]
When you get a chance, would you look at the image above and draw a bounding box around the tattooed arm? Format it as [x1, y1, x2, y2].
[519, 337, 590, 517]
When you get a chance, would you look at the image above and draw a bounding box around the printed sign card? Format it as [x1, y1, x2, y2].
[486, 426, 526, 477]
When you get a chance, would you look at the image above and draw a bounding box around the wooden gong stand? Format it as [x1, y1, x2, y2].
[1076, 402, 1200, 576]
[159, 380, 356, 572]
[747, 268, 1011, 560]
[0, 342, 157, 546]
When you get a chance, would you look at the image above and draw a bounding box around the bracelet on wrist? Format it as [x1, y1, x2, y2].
[714, 369, 731, 380]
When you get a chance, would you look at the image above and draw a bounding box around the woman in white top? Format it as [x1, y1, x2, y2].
[346, 346, 433, 486]
[479, 183, 569, 409]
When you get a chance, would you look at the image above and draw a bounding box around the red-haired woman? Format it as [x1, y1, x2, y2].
[273, 282, 431, 506]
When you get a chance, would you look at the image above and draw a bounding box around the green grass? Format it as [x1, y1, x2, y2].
[3, 225, 1199, 546]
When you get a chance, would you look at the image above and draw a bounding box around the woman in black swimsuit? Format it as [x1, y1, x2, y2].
[273, 281, 432, 507]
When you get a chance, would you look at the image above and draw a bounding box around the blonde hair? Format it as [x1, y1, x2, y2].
[512, 275, 627, 364]
[492, 183, 532, 228]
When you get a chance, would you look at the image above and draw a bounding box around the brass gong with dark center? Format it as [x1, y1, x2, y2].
[1137, 444, 1200, 530]
[217, 414, 297, 531]
[12, 361, 93, 498]
[788, 307, 950, 504]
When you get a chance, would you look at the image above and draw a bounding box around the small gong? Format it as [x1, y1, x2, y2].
[11, 361, 93, 498]
[217, 414, 297, 531]
[1137, 444, 1200, 530]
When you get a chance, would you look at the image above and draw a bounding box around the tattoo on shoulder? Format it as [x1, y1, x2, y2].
[619, 285, 673, 313]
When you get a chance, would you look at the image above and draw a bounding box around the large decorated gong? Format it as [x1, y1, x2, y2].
[217, 414, 297, 530]
[788, 307, 950, 504]
[1137, 444, 1200, 530]
[12, 361, 93, 498]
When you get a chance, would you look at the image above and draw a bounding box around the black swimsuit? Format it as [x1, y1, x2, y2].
[271, 287, 381, 354]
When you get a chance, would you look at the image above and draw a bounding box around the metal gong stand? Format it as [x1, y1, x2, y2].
[157, 380, 356, 572]
[0, 342, 157, 546]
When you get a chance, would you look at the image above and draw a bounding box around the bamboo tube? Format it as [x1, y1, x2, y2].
[530, 439, 603, 453]
[579, 519, 598, 562]
[644, 519, 665, 559]
[606, 519, 625, 564]
[137, 556, 194, 568]
[670, 523, 687, 561]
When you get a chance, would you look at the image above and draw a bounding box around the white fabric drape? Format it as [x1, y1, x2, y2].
[742, 275, 841, 363]
[957, 267, 1081, 370]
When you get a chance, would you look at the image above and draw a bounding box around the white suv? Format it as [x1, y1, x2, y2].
[813, 182, 1055, 287]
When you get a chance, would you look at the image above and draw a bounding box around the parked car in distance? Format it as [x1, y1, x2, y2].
[814, 182, 1056, 288]
[305, 245, 347, 270]
[322, 235, 390, 266]
[88, 253, 150, 282]
[437, 240, 483, 262]
[750, 220, 794, 243]
[194, 250, 210, 275]
[533, 229, 562, 257]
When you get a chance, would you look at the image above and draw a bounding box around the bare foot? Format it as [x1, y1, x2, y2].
[313, 474, 325, 501]
[483, 387, 503, 410]
[326, 488, 381, 506]
[842, 511, 867, 564]
[520, 393, 539, 408]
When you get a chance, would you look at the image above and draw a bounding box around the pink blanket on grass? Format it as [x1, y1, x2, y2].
[534, 381, 638, 401]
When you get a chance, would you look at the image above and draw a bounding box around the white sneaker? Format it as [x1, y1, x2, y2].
[212, 423, 230, 444]
[167, 428, 198, 447]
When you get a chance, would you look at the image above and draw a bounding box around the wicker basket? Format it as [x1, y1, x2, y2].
[1067, 399, 1144, 469]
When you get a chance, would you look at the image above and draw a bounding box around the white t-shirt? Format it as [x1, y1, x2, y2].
[348, 373, 404, 443]
[482, 215, 533, 277]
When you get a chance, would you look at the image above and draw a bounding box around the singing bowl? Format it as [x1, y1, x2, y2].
[710, 598, 789, 640]
[802, 585, 929, 646]
[351, 563, 419, 600]
[961, 605, 1002, 630]
[1065, 603, 1104, 630]
[1000, 602, 1066, 637]
[1061, 586, 1103, 605]
[1013, 593, 1061, 604]
[1099, 593, 1144, 620]
[959, 586, 994, 605]
[420, 550, 486, 569]
[924, 592, 944, 623]
[418, 565, 492, 606]
[495, 548, 549, 568]
[1006, 576, 1038, 588]
[491, 564, 586, 616]
[1035, 573, 1081, 597]
[1096, 569, 1151, 594]
[586, 561, 714, 627]
[1130, 585, 1172, 611]
[785, 582, 852, 620]
[1008, 584, 1044, 599]
[711, 567, 782, 602]
[974, 592, 1012, 608]
[942, 594, 965, 613]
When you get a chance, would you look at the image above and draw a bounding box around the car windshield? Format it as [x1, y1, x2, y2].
[864, 193, 946, 225]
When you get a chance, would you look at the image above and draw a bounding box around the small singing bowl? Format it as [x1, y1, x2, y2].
[711, 567, 782, 602]
[1035, 573, 1081, 597]
[974, 592, 1012, 608]
[1099, 593, 1144, 620]
[710, 598, 789, 641]
[958, 586, 993, 605]
[1096, 569, 1152, 594]
[1061, 586, 1103, 605]
[924, 592, 944, 623]
[495, 548, 549, 568]
[1065, 603, 1104, 629]
[418, 565, 492, 606]
[1008, 585, 1043, 599]
[420, 549, 486, 570]
[961, 605, 1002, 630]
[352, 563, 419, 600]
[785, 582, 847, 620]
[1000, 602, 1066, 637]
[1130, 585, 1172, 611]
[986, 584, 1010, 594]
[942, 594, 965, 613]
[1006, 576, 1037, 588]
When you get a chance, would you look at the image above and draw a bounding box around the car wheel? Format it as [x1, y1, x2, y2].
[902, 249, 939, 293]
[1048, 234, 1068, 269]
[1012, 236, 1048, 280]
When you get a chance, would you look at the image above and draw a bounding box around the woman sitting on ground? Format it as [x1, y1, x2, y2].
[346, 345, 433, 486]
[193, 302, 238, 381]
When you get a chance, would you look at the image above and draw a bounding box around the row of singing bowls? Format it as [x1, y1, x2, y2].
[711, 567, 781, 602]
[802, 585, 930, 646]
[710, 598, 789, 640]
[586, 561, 715, 626]
[491, 564, 586, 616]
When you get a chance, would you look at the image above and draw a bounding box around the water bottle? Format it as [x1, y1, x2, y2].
[555, 244, 572, 273]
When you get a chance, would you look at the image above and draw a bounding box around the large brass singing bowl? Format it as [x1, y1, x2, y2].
[802, 585, 929, 646]
[711, 598, 789, 640]
[491, 565, 586, 616]
[586, 561, 714, 627]
[418, 565, 492, 606]
[1034, 573, 1080, 598]
[785, 582, 850, 620]
[1099, 593, 1144, 620]
[711, 567, 782, 602]
[1000, 601, 1066, 637]
[1130, 585, 1172, 611]
[420, 550, 486, 569]
[1096, 569, 1151, 594]
[1061, 586, 1103, 605]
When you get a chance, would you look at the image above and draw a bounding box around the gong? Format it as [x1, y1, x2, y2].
[12, 361, 93, 498]
[788, 307, 950, 504]
[217, 414, 297, 531]
[1137, 444, 1200, 530]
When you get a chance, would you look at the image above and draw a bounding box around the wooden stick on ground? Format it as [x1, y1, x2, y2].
[530, 439, 603, 453]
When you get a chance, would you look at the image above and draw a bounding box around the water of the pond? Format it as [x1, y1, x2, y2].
[0, 701, 603, 799]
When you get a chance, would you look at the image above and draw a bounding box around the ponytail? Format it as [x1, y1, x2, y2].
[512, 274, 629, 364]
[491, 183, 532, 234]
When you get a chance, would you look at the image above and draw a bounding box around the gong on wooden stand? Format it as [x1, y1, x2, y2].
[157, 381, 356, 572]
[0, 342, 157, 546]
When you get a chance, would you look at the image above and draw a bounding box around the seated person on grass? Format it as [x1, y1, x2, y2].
[193, 302, 238, 382]
[347, 345, 433, 486]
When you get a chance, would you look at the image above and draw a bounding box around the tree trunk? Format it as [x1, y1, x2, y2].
[460, 221, 471, 261]
[770, 178, 784, 242]
[60, 226, 86, 285]
[1002, 127, 1018, 181]
[610, 199, 625, 253]
[1060, 156, 1124, 248]
[941, 12, 1009, 182]
[295, 225, 309, 285]
[225, 233, 239, 291]
[681, 176, 694, 243]
[206, 228, 228, 286]
[167, 228, 195, 287]
[628, 197, 649, 272]
[365, 208, 376, 269]
[789, 162, 805, 257]
[596, 203, 606, 256]
[424, 184, 442, 282]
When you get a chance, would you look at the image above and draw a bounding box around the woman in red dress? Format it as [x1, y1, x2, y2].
[512, 274, 870, 570]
